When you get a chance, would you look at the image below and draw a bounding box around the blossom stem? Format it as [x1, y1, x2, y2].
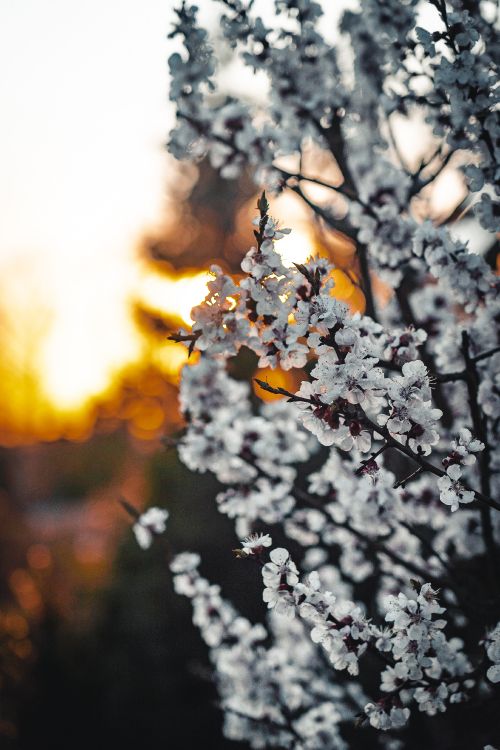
[409, 148, 454, 197]
[393, 467, 423, 489]
[473, 345, 500, 364]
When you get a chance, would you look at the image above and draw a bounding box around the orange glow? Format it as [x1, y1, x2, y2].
[329, 269, 366, 314]
[9, 569, 43, 617]
[27, 544, 52, 571]
[0, 259, 211, 444]
[0, 0, 462, 452]
[0, 190, 323, 446]
[331, 269, 356, 299]
[11, 640, 33, 659]
[138, 267, 212, 325]
[2, 612, 29, 640]
[0, 173, 364, 448]
[254, 366, 304, 402]
[0, 244, 367, 446]
[344, 286, 366, 315]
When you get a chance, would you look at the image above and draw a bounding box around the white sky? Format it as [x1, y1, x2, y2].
[0, 0, 176, 406]
[0, 0, 173, 255]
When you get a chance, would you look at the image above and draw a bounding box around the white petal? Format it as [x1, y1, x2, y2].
[270, 547, 290, 565]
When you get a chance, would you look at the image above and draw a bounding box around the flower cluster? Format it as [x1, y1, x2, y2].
[415, 9, 499, 232]
[126, 1, 500, 747]
[483, 623, 500, 685]
[168, 542, 475, 742]
[158, 191, 499, 745]
[438, 429, 485, 511]
[132, 506, 169, 550]
[412, 222, 499, 312]
[169, 550, 354, 749]
[178, 356, 316, 536]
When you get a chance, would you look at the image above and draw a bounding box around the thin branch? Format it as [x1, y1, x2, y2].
[295, 475, 486, 615]
[288, 183, 356, 241]
[473, 345, 500, 364]
[409, 148, 455, 197]
[461, 332, 500, 588]
[277, 167, 357, 202]
[253, 379, 500, 511]
[361, 409, 500, 512]
[436, 370, 467, 383]
[254, 378, 311, 403]
[394, 467, 423, 489]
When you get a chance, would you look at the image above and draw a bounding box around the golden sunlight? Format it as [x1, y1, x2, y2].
[138, 269, 213, 326]
[0, 1, 462, 447]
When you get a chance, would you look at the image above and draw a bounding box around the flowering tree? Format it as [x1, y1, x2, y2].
[132, 1, 500, 747]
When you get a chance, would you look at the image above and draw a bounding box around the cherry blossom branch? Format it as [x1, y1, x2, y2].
[181, 110, 381, 324]
[254, 380, 500, 512]
[254, 379, 312, 403]
[394, 283, 453, 427]
[237, 421, 450, 590]
[360, 411, 500, 512]
[292, 482, 484, 614]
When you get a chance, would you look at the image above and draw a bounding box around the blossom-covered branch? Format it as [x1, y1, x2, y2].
[127, 2, 500, 747]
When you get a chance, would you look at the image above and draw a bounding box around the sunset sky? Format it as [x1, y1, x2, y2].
[0, 0, 472, 431]
[0, 0, 322, 422]
[0, 0, 176, 409]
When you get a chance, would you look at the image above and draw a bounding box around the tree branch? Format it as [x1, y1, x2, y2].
[253, 379, 500, 511]
[461, 332, 500, 587]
